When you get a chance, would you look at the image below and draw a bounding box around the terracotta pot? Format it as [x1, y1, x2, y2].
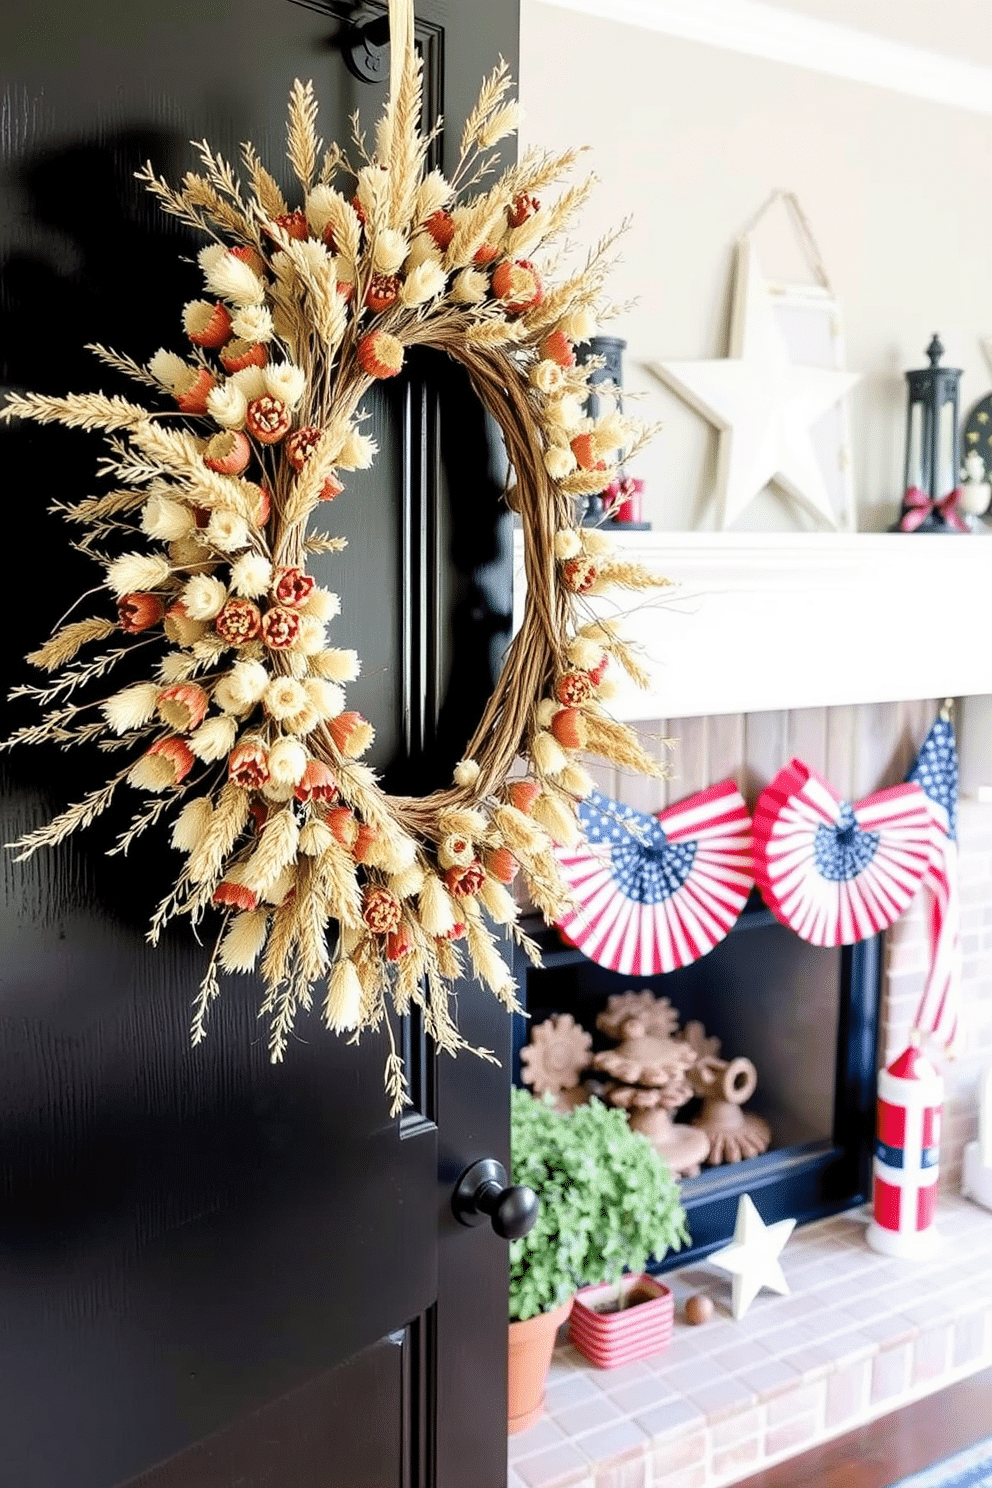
[570, 1274, 674, 1368]
[507, 1296, 573, 1434]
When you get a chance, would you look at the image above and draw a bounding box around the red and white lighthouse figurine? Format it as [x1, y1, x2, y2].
[866, 1045, 943, 1258]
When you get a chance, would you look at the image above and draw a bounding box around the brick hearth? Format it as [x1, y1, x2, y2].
[508, 1197, 992, 1488]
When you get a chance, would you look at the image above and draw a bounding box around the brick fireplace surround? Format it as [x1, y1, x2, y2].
[508, 533, 992, 1488]
[506, 530, 992, 1488]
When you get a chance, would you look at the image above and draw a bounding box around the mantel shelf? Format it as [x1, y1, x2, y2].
[511, 528, 992, 720]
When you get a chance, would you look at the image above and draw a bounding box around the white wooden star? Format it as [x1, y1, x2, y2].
[707, 1194, 796, 1319]
[650, 240, 860, 530]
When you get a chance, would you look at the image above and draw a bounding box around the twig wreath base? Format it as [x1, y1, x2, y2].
[1, 0, 668, 1112]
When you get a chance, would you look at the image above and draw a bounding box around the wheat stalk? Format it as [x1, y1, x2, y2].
[287, 79, 322, 193]
[27, 618, 117, 671]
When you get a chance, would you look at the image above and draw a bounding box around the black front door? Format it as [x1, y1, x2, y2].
[0, 4, 519, 1485]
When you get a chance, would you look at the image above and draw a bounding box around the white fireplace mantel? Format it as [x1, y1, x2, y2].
[511, 529, 992, 721]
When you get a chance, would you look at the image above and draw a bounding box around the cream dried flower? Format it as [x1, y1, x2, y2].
[303, 677, 344, 718]
[546, 394, 585, 431]
[453, 758, 481, 788]
[314, 647, 360, 681]
[189, 713, 238, 762]
[219, 909, 270, 973]
[268, 736, 308, 786]
[294, 615, 327, 656]
[325, 960, 363, 1033]
[230, 553, 273, 598]
[263, 676, 308, 721]
[213, 658, 269, 714]
[544, 443, 577, 480]
[261, 867, 296, 907]
[405, 233, 443, 273]
[158, 650, 197, 684]
[553, 529, 582, 560]
[182, 574, 227, 621]
[303, 588, 341, 621]
[299, 820, 334, 857]
[229, 365, 268, 401]
[205, 510, 250, 553]
[263, 362, 306, 408]
[171, 797, 214, 852]
[355, 163, 388, 214]
[293, 237, 334, 275]
[532, 730, 567, 776]
[594, 411, 631, 454]
[373, 228, 408, 275]
[198, 244, 265, 306]
[415, 168, 453, 221]
[141, 493, 195, 542]
[261, 779, 296, 803]
[106, 552, 172, 598]
[419, 875, 456, 937]
[451, 268, 488, 305]
[567, 635, 603, 669]
[304, 183, 337, 236]
[400, 260, 446, 308]
[391, 865, 426, 899]
[529, 359, 565, 395]
[231, 304, 274, 343]
[147, 349, 187, 389]
[560, 762, 595, 798]
[561, 305, 596, 342]
[102, 682, 160, 734]
[336, 429, 377, 470]
[206, 381, 249, 429]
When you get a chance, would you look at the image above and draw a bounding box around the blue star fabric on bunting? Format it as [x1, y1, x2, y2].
[907, 713, 958, 841]
[753, 758, 937, 947]
[555, 781, 755, 975]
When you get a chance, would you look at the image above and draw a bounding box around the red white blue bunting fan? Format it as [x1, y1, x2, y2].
[554, 780, 755, 975]
[752, 759, 937, 947]
[906, 713, 961, 1053]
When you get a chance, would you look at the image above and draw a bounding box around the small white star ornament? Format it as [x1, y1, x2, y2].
[650, 239, 860, 530]
[708, 1194, 796, 1319]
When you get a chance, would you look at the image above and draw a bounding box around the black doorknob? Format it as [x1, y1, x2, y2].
[343, 11, 391, 83]
[452, 1159, 539, 1240]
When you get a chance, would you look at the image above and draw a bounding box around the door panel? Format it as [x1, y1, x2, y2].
[122, 1334, 406, 1487]
[0, 1, 519, 1485]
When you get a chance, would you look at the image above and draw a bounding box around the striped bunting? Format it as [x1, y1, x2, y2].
[554, 780, 755, 975]
[753, 758, 938, 947]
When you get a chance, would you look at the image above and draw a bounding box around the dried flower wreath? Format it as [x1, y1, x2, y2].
[1, 0, 666, 1111]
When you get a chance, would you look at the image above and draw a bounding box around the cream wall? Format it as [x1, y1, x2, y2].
[519, 1, 992, 531]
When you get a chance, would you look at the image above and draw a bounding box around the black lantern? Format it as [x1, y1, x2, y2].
[896, 334, 966, 532]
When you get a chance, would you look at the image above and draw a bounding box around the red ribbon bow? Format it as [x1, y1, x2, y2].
[899, 486, 969, 533]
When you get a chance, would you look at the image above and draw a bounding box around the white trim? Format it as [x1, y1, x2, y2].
[511, 529, 992, 720]
[536, 0, 992, 116]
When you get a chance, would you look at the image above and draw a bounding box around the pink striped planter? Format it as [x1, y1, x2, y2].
[569, 1274, 674, 1369]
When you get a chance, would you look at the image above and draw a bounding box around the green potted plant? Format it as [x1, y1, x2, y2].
[508, 1088, 689, 1430]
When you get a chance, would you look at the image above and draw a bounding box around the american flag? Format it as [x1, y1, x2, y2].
[554, 780, 754, 976]
[753, 759, 938, 947]
[906, 714, 961, 1053]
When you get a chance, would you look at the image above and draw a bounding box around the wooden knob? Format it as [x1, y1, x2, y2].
[685, 1294, 714, 1326]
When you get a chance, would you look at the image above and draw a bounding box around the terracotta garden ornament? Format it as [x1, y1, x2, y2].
[680, 1021, 771, 1165]
[520, 1013, 592, 1111]
[592, 993, 711, 1176]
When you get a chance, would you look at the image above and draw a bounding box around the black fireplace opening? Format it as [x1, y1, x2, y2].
[511, 892, 881, 1268]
